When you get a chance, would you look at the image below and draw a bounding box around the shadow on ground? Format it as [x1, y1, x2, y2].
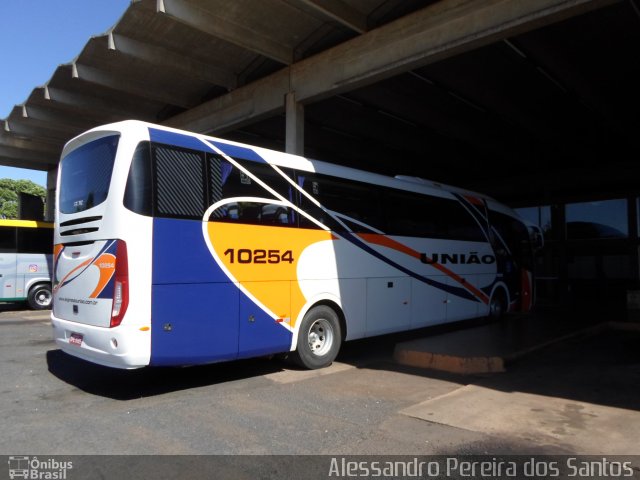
[46, 349, 288, 400]
[45, 317, 486, 401]
[481, 328, 640, 412]
[47, 309, 640, 412]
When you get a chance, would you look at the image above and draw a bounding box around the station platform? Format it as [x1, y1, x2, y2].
[393, 309, 638, 374]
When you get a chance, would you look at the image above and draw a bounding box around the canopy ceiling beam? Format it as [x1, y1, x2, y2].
[167, 0, 614, 134]
[0, 131, 61, 155]
[108, 32, 237, 90]
[43, 86, 155, 120]
[297, 0, 367, 33]
[154, 0, 293, 64]
[0, 145, 58, 165]
[71, 62, 195, 108]
[0, 155, 56, 170]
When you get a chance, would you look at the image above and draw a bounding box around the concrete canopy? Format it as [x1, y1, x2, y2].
[1, 0, 636, 204]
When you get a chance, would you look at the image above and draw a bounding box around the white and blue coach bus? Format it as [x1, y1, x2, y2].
[51, 120, 539, 369]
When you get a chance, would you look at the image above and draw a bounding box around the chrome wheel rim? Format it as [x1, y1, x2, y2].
[36, 289, 52, 306]
[307, 318, 334, 357]
[490, 296, 503, 317]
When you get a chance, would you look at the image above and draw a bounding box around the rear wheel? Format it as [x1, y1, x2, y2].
[27, 283, 52, 310]
[293, 305, 342, 369]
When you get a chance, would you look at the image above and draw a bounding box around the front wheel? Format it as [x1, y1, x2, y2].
[488, 289, 506, 321]
[292, 305, 342, 369]
[27, 284, 52, 310]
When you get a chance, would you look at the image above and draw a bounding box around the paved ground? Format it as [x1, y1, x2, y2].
[1, 303, 639, 457]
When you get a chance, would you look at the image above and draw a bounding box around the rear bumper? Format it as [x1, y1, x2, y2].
[51, 314, 150, 369]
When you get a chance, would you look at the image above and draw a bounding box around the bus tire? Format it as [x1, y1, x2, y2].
[27, 283, 52, 310]
[488, 289, 506, 321]
[293, 305, 342, 369]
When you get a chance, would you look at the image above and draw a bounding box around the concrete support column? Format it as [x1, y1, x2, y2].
[285, 92, 304, 156]
[45, 168, 57, 222]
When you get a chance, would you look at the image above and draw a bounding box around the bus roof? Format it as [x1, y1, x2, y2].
[67, 120, 499, 206]
[0, 219, 53, 229]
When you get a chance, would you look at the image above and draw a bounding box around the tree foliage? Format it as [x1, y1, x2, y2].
[0, 179, 46, 219]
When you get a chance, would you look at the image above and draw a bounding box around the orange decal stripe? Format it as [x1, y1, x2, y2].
[357, 233, 489, 304]
[464, 195, 484, 206]
[54, 258, 93, 293]
[53, 244, 64, 259]
[357, 234, 421, 260]
[89, 253, 116, 298]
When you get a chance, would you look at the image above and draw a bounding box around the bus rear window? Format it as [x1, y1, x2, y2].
[59, 135, 119, 214]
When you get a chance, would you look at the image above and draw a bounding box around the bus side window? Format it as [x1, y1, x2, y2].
[124, 142, 153, 216]
[208, 154, 224, 204]
[208, 159, 297, 228]
[443, 200, 486, 242]
[153, 145, 207, 219]
[490, 210, 531, 266]
[384, 190, 486, 241]
[16, 227, 53, 254]
[0, 226, 17, 253]
[385, 190, 439, 237]
[298, 173, 382, 232]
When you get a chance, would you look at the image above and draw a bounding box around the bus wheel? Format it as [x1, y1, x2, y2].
[488, 289, 506, 321]
[28, 284, 52, 310]
[293, 305, 342, 369]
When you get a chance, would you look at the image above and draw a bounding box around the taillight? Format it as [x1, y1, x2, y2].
[110, 240, 129, 327]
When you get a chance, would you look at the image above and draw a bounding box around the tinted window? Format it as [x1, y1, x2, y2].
[124, 142, 152, 216]
[298, 173, 382, 232]
[59, 135, 119, 213]
[209, 155, 223, 204]
[0, 226, 16, 253]
[236, 160, 297, 202]
[17, 227, 53, 254]
[208, 160, 297, 227]
[445, 199, 487, 241]
[219, 160, 268, 199]
[212, 201, 296, 227]
[123, 145, 297, 225]
[490, 210, 531, 266]
[385, 191, 442, 237]
[385, 190, 485, 241]
[153, 145, 206, 219]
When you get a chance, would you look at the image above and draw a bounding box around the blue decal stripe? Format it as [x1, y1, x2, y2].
[210, 141, 265, 163]
[149, 128, 214, 153]
[338, 231, 479, 302]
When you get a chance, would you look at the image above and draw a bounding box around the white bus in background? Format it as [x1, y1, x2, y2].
[0, 219, 53, 309]
[51, 120, 540, 370]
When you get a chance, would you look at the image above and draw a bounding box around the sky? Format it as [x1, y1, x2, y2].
[0, 0, 130, 187]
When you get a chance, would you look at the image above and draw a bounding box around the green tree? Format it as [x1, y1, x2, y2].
[0, 179, 46, 219]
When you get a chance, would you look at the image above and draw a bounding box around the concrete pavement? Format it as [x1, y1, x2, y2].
[0, 304, 638, 456]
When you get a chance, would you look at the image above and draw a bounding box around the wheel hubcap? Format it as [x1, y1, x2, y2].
[37, 291, 51, 306]
[491, 297, 503, 317]
[307, 318, 334, 357]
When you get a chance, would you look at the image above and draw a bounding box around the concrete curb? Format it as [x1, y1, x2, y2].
[393, 320, 636, 375]
[394, 349, 505, 374]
